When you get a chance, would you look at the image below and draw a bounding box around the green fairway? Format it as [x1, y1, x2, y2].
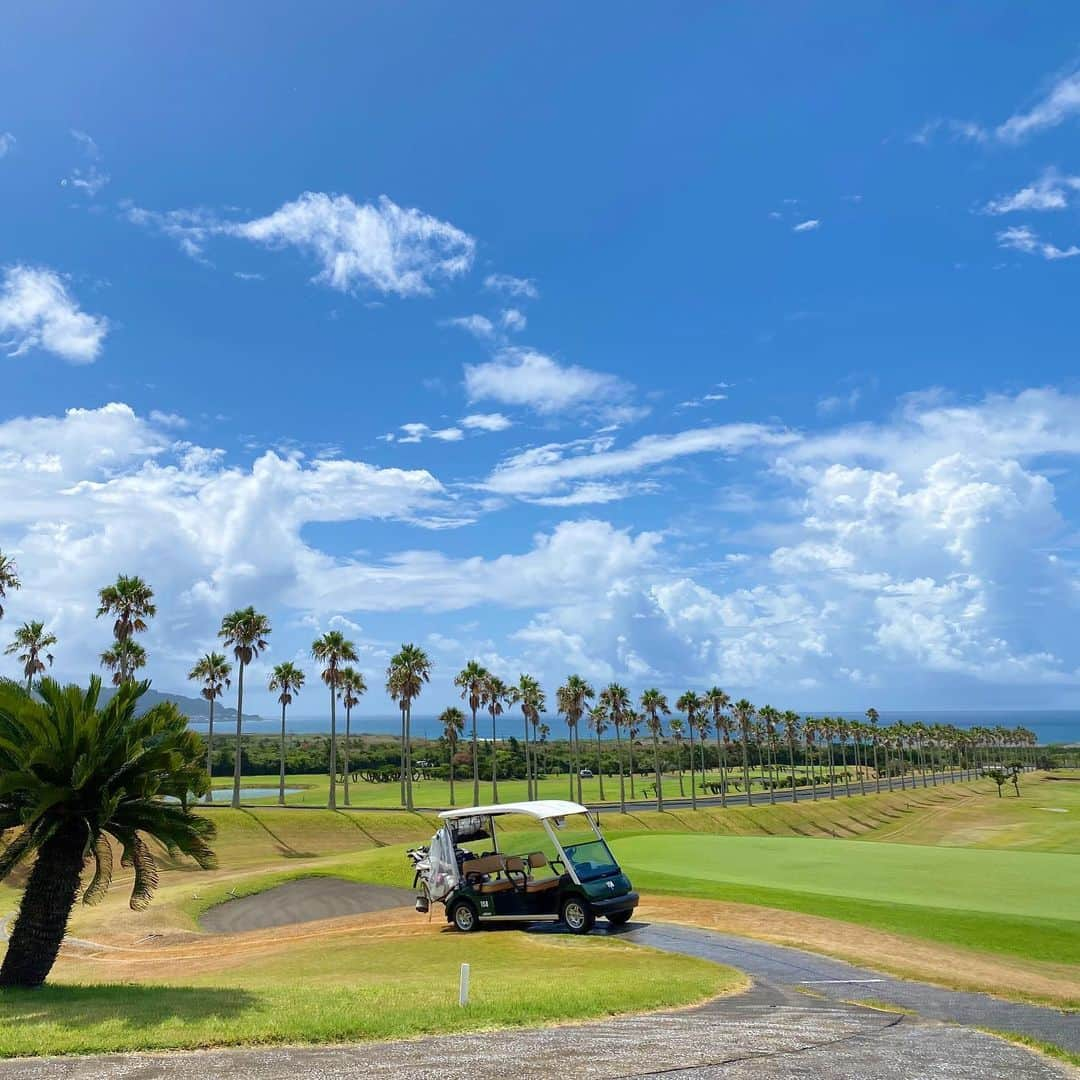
[614, 834, 1080, 965]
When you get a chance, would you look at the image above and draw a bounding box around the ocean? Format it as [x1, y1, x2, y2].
[272, 709, 1080, 746]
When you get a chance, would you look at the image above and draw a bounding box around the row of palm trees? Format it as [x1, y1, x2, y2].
[0, 555, 1041, 816]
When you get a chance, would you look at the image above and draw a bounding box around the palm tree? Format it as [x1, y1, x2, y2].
[218, 607, 271, 808]
[440, 706, 466, 805]
[588, 704, 609, 800]
[866, 707, 882, 793]
[695, 709, 711, 793]
[312, 631, 358, 811]
[669, 716, 686, 796]
[537, 722, 551, 777]
[640, 688, 670, 811]
[454, 661, 489, 806]
[337, 667, 366, 805]
[676, 692, 702, 809]
[822, 717, 838, 798]
[514, 673, 545, 799]
[0, 676, 215, 988]
[733, 699, 755, 806]
[483, 673, 508, 801]
[386, 643, 430, 810]
[783, 710, 801, 802]
[188, 651, 232, 803]
[758, 705, 780, 804]
[626, 709, 641, 799]
[0, 551, 20, 621]
[5, 620, 57, 691]
[96, 575, 156, 683]
[556, 675, 593, 802]
[804, 716, 819, 800]
[704, 687, 731, 807]
[99, 639, 147, 685]
[600, 683, 631, 812]
[268, 661, 305, 806]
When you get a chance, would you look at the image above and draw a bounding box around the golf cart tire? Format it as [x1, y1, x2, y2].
[450, 900, 479, 933]
[606, 910, 632, 926]
[560, 896, 595, 934]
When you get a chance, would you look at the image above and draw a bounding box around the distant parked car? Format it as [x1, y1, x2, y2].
[579, 768, 594, 778]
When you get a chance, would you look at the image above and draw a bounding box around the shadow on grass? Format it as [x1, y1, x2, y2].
[239, 809, 317, 859]
[0, 982, 257, 1031]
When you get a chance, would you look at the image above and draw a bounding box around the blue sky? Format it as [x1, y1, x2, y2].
[3, 3, 1080, 717]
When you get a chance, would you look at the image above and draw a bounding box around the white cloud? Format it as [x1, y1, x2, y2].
[432, 427, 464, 442]
[0, 133, 14, 158]
[997, 225, 1080, 261]
[127, 192, 475, 296]
[484, 273, 538, 299]
[464, 348, 636, 418]
[461, 412, 512, 432]
[0, 265, 109, 363]
[982, 170, 1080, 214]
[445, 314, 495, 339]
[792, 219, 821, 232]
[484, 423, 796, 498]
[817, 388, 862, 415]
[62, 130, 109, 197]
[233, 271, 265, 281]
[997, 70, 1080, 143]
[501, 308, 527, 332]
[394, 422, 465, 444]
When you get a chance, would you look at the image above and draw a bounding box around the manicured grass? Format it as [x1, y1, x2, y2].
[0, 933, 741, 1057]
[613, 835, 1080, 964]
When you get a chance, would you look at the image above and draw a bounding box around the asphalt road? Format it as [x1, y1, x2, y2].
[1, 919, 1073, 1079]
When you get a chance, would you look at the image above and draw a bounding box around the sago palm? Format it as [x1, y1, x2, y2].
[312, 631, 358, 810]
[5, 620, 57, 691]
[268, 661, 305, 805]
[188, 651, 231, 803]
[0, 676, 215, 988]
[219, 607, 272, 808]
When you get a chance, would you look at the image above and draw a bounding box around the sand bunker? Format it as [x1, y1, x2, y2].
[201, 878, 415, 934]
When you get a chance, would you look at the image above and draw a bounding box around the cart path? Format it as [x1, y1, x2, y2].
[0, 921, 1075, 1079]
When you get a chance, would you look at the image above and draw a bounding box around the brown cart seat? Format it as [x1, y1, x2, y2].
[524, 851, 561, 892]
[462, 854, 515, 894]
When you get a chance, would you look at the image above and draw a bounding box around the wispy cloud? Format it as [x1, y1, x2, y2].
[997, 224, 1080, 260]
[127, 192, 475, 297]
[484, 273, 539, 299]
[0, 133, 14, 159]
[997, 69, 1080, 143]
[445, 314, 496, 339]
[461, 412, 513, 432]
[62, 129, 110, 197]
[388, 422, 465, 445]
[981, 169, 1080, 214]
[792, 219, 821, 233]
[501, 308, 526, 332]
[0, 265, 109, 363]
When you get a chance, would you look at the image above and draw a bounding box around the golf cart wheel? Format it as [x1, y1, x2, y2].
[450, 900, 479, 933]
[607, 910, 632, 926]
[561, 896, 595, 934]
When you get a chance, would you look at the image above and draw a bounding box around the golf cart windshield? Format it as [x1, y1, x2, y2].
[562, 838, 620, 882]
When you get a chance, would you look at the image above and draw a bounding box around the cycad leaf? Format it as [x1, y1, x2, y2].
[82, 833, 113, 906]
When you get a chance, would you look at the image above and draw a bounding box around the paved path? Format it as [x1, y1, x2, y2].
[0, 919, 1074, 1079]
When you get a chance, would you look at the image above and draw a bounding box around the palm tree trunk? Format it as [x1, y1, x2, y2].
[405, 702, 413, 810]
[854, 736, 866, 796]
[568, 728, 575, 799]
[344, 704, 351, 807]
[688, 724, 697, 809]
[827, 737, 836, 799]
[740, 724, 752, 807]
[788, 736, 799, 803]
[400, 707, 407, 806]
[767, 738, 777, 805]
[205, 697, 215, 804]
[471, 706, 480, 806]
[615, 724, 626, 813]
[873, 738, 881, 793]
[628, 735, 635, 799]
[652, 732, 663, 811]
[595, 730, 605, 800]
[232, 662, 245, 809]
[676, 742, 685, 796]
[279, 699, 287, 805]
[328, 683, 338, 810]
[0, 823, 86, 988]
[522, 714, 531, 800]
[490, 709, 499, 802]
[575, 728, 583, 803]
[449, 738, 456, 806]
[809, 740, 818, 801]
[715, 728, 726, 808]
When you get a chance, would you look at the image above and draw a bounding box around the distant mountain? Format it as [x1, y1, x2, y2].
[98, 686, 270, 726]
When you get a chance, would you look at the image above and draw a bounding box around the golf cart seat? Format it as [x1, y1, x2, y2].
[524, 851, 560, 892]
[462, 854, 515, 894]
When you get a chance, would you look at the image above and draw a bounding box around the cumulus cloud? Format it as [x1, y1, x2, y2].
[501, 308, 527, 332]
[445, 314, 495, 339]
[982, 170, 1080, 214]
[461, 413, 512, 432]
[484, 273, 538, 298]
[127, 192, 475, 296]
[464, 348, 637, 419]
[996, 225, 1080, 260]
[0, 265, 109, 363]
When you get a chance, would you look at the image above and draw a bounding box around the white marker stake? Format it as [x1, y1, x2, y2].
[459, 963, 470, 1007]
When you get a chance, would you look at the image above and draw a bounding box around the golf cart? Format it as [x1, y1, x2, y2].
[409, 800, 637, 934]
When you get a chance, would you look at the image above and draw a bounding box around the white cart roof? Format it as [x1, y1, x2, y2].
[439, 799, 589, 822]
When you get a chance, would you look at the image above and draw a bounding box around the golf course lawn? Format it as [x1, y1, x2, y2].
[614, 834, 1080, 965]
[0, 931, 740, 1057]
